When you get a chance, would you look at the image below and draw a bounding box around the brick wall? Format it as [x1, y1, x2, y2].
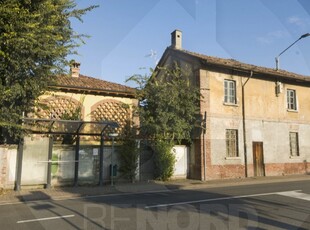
[265, 162, 310, 176]
[206, 164, 245, 180]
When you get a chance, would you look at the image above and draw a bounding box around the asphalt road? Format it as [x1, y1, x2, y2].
[0, 180, 309, 230]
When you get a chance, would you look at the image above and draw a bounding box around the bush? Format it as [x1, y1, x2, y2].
[153, 140, 176, 181]
[118, 138, 139, 183]
[118, 121, 139, 183]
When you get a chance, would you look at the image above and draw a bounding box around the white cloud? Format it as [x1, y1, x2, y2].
[256, 36, 272, 44]
[288, 16, 305, 27]
[256, 30, 288, 44]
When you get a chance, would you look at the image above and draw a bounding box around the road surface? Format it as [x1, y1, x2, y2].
[0, 180, 309, 229]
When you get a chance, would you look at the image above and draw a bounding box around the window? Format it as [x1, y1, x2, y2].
[287, 89, 297, 110]
[289, 132, 299, 157]
[224, 80, 236, 104]
[226, 129, 238, 157]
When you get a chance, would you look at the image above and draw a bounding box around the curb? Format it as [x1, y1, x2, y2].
[0, 174, 309, 204]
[162, 174, 310, 189]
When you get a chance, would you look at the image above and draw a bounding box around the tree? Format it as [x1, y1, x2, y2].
[127, 63, 201, 180]
[0, 0, 97, 143]
[128, 63, 201, 144]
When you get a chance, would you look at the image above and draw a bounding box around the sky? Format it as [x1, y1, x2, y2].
[70, 0, 310, 86]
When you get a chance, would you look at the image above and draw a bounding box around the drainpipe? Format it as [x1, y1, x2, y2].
[202, 111, 207, 181]
[242, 71, 253, 178]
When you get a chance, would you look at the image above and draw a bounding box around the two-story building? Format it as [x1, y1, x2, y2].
[156, 30, 310, 180]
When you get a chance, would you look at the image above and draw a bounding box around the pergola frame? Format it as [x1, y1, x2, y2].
[14, 118, 119, 191]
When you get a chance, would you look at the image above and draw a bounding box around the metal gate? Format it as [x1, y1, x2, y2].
[173, 145, 189, 179]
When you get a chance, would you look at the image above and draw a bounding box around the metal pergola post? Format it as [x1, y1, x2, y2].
[99, 133, 104, 186]
[45, 135, 53, 189]
[14, 139, 24, 191]
[74, 135, 80, 187]
[74, 122, 85, 187]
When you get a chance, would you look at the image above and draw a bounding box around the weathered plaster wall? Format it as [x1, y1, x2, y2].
[203, 69, 310, 179]
[0, 146, 17, 189]
[210, 117, 244, 165]
[159, 52, 310, 180]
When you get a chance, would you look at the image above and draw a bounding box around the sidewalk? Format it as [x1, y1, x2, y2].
[0, 174, 309, 205]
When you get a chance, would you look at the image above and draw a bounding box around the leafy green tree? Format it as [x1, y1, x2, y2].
[128, 63, 201, 143]
[0, 0, 97, 143]
[127, 63, 201, 180]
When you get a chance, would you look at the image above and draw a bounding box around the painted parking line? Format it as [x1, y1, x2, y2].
[17, 214, 75, 224]
[145, 190, 302, 209]
[277, 190, 310, 201]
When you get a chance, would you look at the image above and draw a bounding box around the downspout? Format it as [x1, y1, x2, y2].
[203, 112, 207, 181]
[242, 71, 253, 178]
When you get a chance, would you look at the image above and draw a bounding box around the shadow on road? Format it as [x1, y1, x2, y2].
[12, 180, 310, 230]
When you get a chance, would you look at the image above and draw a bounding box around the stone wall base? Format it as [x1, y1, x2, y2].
[191, 162, 309, 180]
[265, 162, 310, 176]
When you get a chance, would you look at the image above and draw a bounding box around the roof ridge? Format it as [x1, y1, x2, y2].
[168, 47, 310, 81]
[78, 74, 134, 90]
[50, 74, 136, 95]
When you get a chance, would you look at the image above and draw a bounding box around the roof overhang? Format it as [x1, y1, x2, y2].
[49, 85, 136, 98]
[161, 47, 310, 84]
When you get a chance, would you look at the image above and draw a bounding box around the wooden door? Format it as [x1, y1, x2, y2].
[253, 142, 265, 177]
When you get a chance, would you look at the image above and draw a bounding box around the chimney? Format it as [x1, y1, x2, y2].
[70, 61, 80, 78]
[171, 29, 182, 49]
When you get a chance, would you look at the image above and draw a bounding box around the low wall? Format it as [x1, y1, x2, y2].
[0, 143, 189, 189]
[0, 145, 18, 189]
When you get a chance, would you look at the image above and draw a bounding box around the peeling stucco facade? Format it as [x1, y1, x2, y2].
[199, 68, 310, 180]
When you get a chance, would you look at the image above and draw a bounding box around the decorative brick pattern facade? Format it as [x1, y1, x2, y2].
[37, 96, 82, 119]
[91, 100, 130, 135]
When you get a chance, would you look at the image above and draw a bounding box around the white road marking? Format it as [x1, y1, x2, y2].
[277, 190, 310, 201]
[17, 215, 75, 224]
[145, 190, 302, 209]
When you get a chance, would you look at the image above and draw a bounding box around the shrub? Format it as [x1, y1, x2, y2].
[118, 121, 139, 183]
[118, 138, 139, 183]
[153, 140, 175, 181]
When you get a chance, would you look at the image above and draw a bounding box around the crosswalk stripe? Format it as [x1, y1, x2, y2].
[277, 191, 310, 201]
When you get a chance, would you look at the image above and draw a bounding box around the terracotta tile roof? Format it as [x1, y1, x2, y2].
[49, 74, 135, 96]
[169, 47, 310, 82]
